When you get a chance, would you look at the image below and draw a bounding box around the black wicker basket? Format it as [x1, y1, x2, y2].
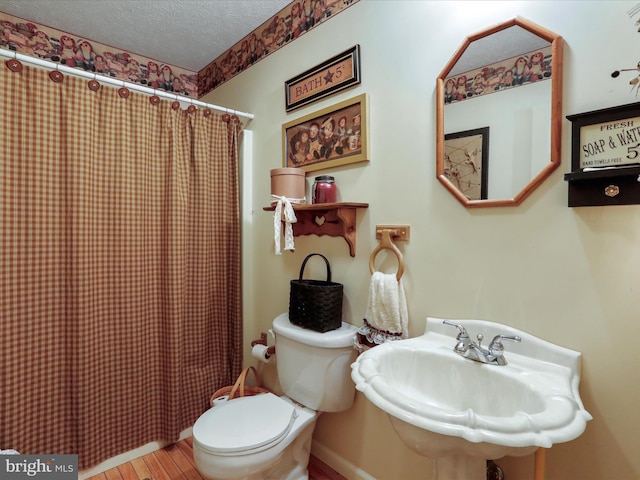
[289, 253, 343, 332]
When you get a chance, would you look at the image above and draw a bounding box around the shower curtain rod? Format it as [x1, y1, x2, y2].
[0, 48, 254, 121]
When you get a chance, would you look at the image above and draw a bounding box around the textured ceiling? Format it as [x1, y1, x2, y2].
[0, 0, 292, 71]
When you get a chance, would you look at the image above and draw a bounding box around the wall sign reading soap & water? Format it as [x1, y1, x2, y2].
[567, 103, 640, 170]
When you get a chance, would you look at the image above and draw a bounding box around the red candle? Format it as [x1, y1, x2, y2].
[312, 175, 337, 203]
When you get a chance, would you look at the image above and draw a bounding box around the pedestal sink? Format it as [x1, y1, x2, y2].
[351, 318, 592, 480]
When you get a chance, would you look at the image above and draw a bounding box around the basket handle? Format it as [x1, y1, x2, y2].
[299, 253, 331, 282]
[228, 366, 262, 400]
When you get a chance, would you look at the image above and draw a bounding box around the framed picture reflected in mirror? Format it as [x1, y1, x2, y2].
[443, 127, 489, 200]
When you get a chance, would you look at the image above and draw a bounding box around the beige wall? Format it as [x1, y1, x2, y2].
[202, 2, 640, 479]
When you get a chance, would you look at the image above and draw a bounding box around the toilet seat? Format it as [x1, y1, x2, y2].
[193, 393, 297, 455]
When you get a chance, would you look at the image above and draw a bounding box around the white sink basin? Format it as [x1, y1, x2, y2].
[351, 317, 592, 460]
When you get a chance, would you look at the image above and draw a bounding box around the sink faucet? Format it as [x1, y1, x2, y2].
[443, 320, 521, 366]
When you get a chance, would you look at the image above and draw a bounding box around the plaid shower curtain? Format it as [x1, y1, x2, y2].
[0, 63, 243, 469]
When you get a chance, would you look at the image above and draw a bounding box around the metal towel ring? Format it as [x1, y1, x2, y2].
[369, 229, 404, 281]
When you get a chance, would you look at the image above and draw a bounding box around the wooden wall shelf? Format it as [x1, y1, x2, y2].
[564, 166, 640, 207]
[264, 202, 369, 256]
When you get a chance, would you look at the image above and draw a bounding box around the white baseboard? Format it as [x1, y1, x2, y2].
[78, 427, 193, 479]
[311, 440, 376, 480]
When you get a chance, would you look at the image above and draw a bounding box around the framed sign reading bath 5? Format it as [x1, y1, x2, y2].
[284, 45, 361, 112]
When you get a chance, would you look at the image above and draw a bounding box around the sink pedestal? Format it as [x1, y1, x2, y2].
[432, 455, 485, 480]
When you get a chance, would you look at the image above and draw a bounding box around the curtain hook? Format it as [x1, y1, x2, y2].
[5, 51, 23, 72]
[149, 88, 160, 105]
[88, 72, 100, 91]
[186, 98, 196, 114]
[171, 94, 181, 110]
[48, 63, 63, 82]
[118, 80, 130, 98]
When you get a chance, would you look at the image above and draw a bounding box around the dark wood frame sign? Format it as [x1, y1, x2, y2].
[566, 102, 640, 171]
[564, 101, 640, 206]
[285, 45, 361, 112]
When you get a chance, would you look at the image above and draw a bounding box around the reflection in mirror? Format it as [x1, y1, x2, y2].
[436, 17, 563, 207]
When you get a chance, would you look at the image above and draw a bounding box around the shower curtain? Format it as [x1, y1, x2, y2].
[0, 63, 243, 469]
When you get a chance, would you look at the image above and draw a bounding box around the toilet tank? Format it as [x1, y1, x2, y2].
[272, 313, 358, 412]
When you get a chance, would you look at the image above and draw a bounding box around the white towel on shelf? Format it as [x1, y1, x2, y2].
[355, 272, 408, 351]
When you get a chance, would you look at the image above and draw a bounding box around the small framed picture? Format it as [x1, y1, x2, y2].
[282, 93, 369, 173]
[443, 127, 489, 200]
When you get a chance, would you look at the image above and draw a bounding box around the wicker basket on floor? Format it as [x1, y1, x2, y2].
[209, 366, 269, 407]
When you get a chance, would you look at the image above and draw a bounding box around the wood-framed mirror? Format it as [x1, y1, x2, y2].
[436, 17, 563, 207]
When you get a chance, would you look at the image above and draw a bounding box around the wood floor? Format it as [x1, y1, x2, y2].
[86, 437, 346, 480]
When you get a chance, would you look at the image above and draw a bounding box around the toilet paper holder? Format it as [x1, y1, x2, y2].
[251, 332, 276, 359]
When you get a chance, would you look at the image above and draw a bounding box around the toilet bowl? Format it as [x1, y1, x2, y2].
[193, 394, 317, 480]
[193, 313, 358, 480]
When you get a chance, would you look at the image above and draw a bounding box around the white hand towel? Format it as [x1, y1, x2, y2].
[365, 272, 408, 334]
[356, 272, 408, 351]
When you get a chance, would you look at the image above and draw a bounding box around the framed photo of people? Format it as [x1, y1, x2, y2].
[282, 93, 369, 173]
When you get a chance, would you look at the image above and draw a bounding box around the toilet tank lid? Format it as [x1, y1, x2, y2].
[273, 313, 357, 348]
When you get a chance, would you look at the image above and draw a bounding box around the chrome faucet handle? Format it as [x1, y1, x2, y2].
[489, 335, 521, 349]
[442, 320, 469, 339]
[488, 335, 521, 365]
[443, 321, 470, 354]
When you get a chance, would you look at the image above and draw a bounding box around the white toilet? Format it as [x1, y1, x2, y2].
[192, 312, 358, 480]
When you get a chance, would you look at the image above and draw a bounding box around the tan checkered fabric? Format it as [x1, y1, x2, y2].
[0, 63, 243, 469]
